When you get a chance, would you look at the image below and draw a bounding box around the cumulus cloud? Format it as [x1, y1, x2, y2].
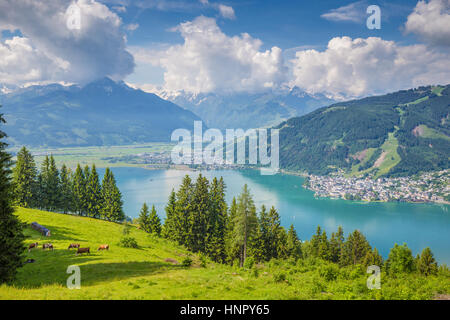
[218, 4, 235, 19]
[405, 0, 450, 46]
[290, 36, 450, 99]
[142, 16, 286, 94]
[0, 0, 134, 86]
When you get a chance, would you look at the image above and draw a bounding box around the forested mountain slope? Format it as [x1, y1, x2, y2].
[278, 85, 450, 177]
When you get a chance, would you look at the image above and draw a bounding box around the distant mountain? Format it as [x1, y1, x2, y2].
[278, 85, 450, 177]
[156, 87, 334, 129]
[0, 78, 202, 148]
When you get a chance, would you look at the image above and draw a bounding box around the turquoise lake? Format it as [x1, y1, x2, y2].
[99, 167, 450, 264]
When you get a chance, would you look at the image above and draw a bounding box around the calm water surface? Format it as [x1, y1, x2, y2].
[98, 168, 450, 264]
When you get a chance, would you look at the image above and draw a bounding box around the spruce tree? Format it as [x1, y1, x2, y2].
[268, 206, 282, 259]
[100, 168, 124, 222]
[330, 226, 344, 263]
[174, 175, 193, 246]
[86, 164, 102, 218]
[258, 205, 271, 261]
[286, 224, 302, 259]
[224, 197, 240, 264]
[72, 164, 86, 215]
[188, 174, 210, 252]
[206, 177, 227, 262]
[59, 164, 73, 214]
[148, 205, 162, 235]
[417, 247, 438, 276]
[162, 189, 177, 239]
[138, 202, 150, 232]
[12, 146, 37, 208]
[47, 155, 61, 211]
[39, 155, 51, 211]
[340, 229, 372, 266]
[385, 243, 415, 275]
[0, 110, 25, 283]
[233, 184, 257, 267]
[363, 247, 383, 268]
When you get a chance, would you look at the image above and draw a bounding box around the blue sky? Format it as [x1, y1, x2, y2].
[0, 0, 449, 99]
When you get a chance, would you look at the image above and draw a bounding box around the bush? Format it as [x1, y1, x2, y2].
[182, 256, 193, 268]
[199, 254, 207, 268]
[119, 236, 138, 248]
[243, 257, 255, 270]
[319, 264, 339, 282]
[273, 272, 286, 283]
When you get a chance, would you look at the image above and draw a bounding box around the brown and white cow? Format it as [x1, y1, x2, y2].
[76, 247, 90, 255]
[42, 243, 54, 250]
[28, 242, 38, 252]
[97, 244, 109, 251]
[68, 243, 80, 250]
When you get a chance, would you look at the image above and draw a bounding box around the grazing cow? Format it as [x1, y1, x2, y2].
[68, 243, 80, 250]
[97, 244, 109, 251]
[42, 243, 54, 250]
[76, 247, 90, 255]
[28, 242, 38, 252]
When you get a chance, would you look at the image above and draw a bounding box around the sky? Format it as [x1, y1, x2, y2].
[0, 0, 449, 99]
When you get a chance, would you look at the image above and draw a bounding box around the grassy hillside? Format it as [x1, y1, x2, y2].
[1, 208, 449, 300]
[278, 85, 450, 177]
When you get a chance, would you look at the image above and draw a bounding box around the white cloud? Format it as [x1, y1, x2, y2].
[126, 23, 139, 31]
[405, 0, 450, 46]
[290, 36, 450, 99]
[218, 4, 235, 19]
[0, 0, 134, 86]
[141, 16, 286, 94]
[321, 1, 367, 23]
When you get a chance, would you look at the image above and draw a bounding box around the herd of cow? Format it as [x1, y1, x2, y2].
[28, 242, 110, 255]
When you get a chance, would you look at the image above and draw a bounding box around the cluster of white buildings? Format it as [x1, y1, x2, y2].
[306, 170, 449, 203]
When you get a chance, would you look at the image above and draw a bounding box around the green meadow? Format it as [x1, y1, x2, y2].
[0, 208, 449, 300]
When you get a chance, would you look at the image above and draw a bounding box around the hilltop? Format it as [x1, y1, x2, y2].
[0, 78, 202, 148]
[0, 208, 448, 300]
[278, 85, 450, 177]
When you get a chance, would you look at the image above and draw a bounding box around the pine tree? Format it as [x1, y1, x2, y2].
[59, 164, 73, 214]
[86, 164, 102, 218]
[72, 164, 86, 215]
[330, 226, 344, 263]
[363, 247, 384, 268]
[0, 110, 25, 283]
[148, 205, 162, 235]
[417, 247, 438, 276]
[340, 229, 372, 266]
[174, 175, 193, 246]
[268, 206, 284, 259]
[138, 202, 150, 232]
[188, 174, 210, 252]
[12, 146, 37, 208]
[206, 177, 227, 262]
[162, 189, 177, 239]
[233, 184, 257, 267]
[39, 155, 51, 211]
[310, 225, 323, 258]
[318, 230, 330, 261]
[286, 224, 302, 259]
[100, 168, 124, 222]
[225, 197, 240, 264]
[257, 205, 271, 261]
[47, 155, 61, 211]
[385, 243, 415, 275]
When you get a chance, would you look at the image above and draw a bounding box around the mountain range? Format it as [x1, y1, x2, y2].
[155, 88, 334, 130]
[0, 78, 202, 147]
[278, 84, 450, 177]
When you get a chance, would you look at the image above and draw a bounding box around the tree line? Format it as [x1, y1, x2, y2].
[12, 146, 125, 222]
[137, 174, 441, 276]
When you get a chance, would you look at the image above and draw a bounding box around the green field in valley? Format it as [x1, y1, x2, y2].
[0, 208, 449, 300]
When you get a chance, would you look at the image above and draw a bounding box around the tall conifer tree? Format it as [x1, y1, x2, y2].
[12, 146, 37, 208]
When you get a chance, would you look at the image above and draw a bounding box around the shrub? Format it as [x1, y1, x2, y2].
[182, 256, 193, 268]
[319, 264, 339, 282]
[119, 236, 138, 248]
[273, 272, 286, 283]
[199, 254, 207, 268]
[243, 257, 255, 270]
